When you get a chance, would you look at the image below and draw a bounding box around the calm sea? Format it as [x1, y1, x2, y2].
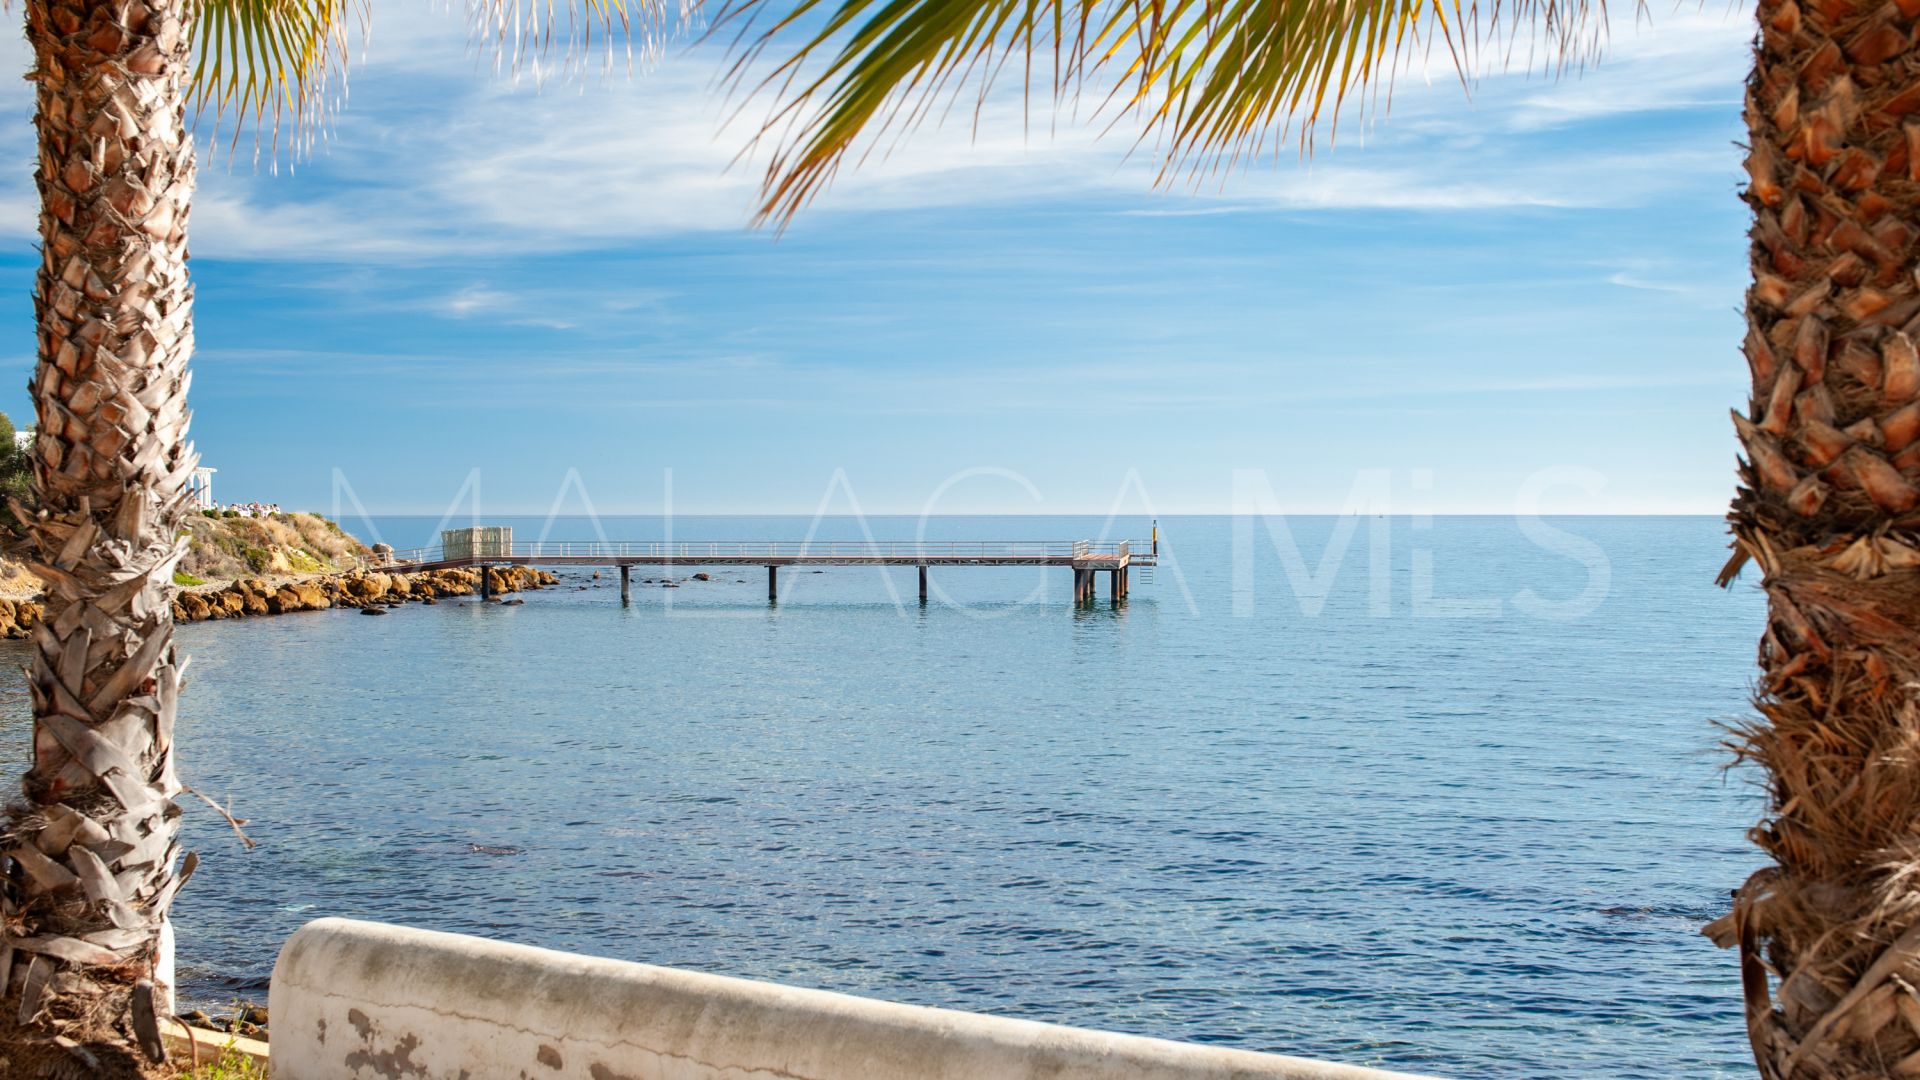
[0, 515, 1763, 1077]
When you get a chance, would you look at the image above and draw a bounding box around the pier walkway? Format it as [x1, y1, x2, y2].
[373, 536, 1155, 604]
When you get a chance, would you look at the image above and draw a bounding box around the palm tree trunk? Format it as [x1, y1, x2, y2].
[0, 0, 196, 1038]
[1719, 0, 1920, 1073]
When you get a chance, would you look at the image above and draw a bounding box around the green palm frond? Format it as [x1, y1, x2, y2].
[191, 0, 672, 148]
[719, 0, 1615, 223]
[194, 0, 362, 149]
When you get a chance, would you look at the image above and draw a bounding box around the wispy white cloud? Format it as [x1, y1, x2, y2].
[1607, 271, 1694, 294]
[443, 284, 509, 317]
[1473, 372, 1733, 393]
[1114, 205, 1259, 218]
[1596, 250, 1743, 306]
[433, 283, 583, 326]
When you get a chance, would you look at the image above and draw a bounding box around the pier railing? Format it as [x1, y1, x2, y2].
[376, 539, 1147, 564]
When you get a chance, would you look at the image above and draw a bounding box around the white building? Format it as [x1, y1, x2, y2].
[189, 466, 216, 510]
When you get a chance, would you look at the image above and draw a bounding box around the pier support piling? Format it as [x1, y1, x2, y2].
[768, 565, 778, 603]
[918, 566, 928, 604]
[619, 565, 630, 605]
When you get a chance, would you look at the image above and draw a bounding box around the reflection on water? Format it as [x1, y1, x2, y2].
[0, 516, 1761, 1078]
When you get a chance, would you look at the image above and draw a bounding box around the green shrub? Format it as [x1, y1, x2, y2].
[0, 411, 34, 543]
[182, 1046, 269, 1080]
[284, 549, 324, 573]
[173, 570, 205, 586]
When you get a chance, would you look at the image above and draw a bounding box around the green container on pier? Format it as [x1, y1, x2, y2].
[443, 526, 512, 561]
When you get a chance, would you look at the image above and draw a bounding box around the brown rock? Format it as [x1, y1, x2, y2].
[345, 573, 390, 601]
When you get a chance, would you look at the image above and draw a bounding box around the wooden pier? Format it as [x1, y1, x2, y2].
[376, 535, 1153, 605]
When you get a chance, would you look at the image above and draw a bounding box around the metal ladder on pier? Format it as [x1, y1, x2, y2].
[1137, 520, 1159, 583]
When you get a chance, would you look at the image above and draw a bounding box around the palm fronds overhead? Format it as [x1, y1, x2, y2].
[191, 0, 676, 148]
[719, 0, 1615, 222]
[194, 0, 362, 147]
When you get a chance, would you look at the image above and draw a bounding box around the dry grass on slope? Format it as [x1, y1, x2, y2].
[179, 513, 368, 581]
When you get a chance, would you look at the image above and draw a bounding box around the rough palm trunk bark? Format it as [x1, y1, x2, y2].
[1716, 0, 1920, 1073]
[0, 0, 196, 1040]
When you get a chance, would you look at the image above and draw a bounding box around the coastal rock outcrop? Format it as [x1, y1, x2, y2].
[168, 566, 559, 625]
[0, 597, 43, 640]
[0, 565, 565, 637]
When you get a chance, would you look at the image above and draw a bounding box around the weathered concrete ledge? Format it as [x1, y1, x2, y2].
[270, 918, 1441, 1080]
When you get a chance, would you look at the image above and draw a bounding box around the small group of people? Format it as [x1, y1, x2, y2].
[220, 502, 282, 517]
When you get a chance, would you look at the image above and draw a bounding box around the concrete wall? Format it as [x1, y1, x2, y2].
[270, 918, 1440, 1080]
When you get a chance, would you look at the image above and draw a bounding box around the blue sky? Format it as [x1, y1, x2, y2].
[0, 5, 1752, 514]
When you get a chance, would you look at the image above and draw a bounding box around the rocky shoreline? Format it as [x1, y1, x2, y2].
[179, 1002, 268, 1040]
[0, 597, 39, 640]
[0, 565, 561, 640]
[174, 565, 559, 622]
